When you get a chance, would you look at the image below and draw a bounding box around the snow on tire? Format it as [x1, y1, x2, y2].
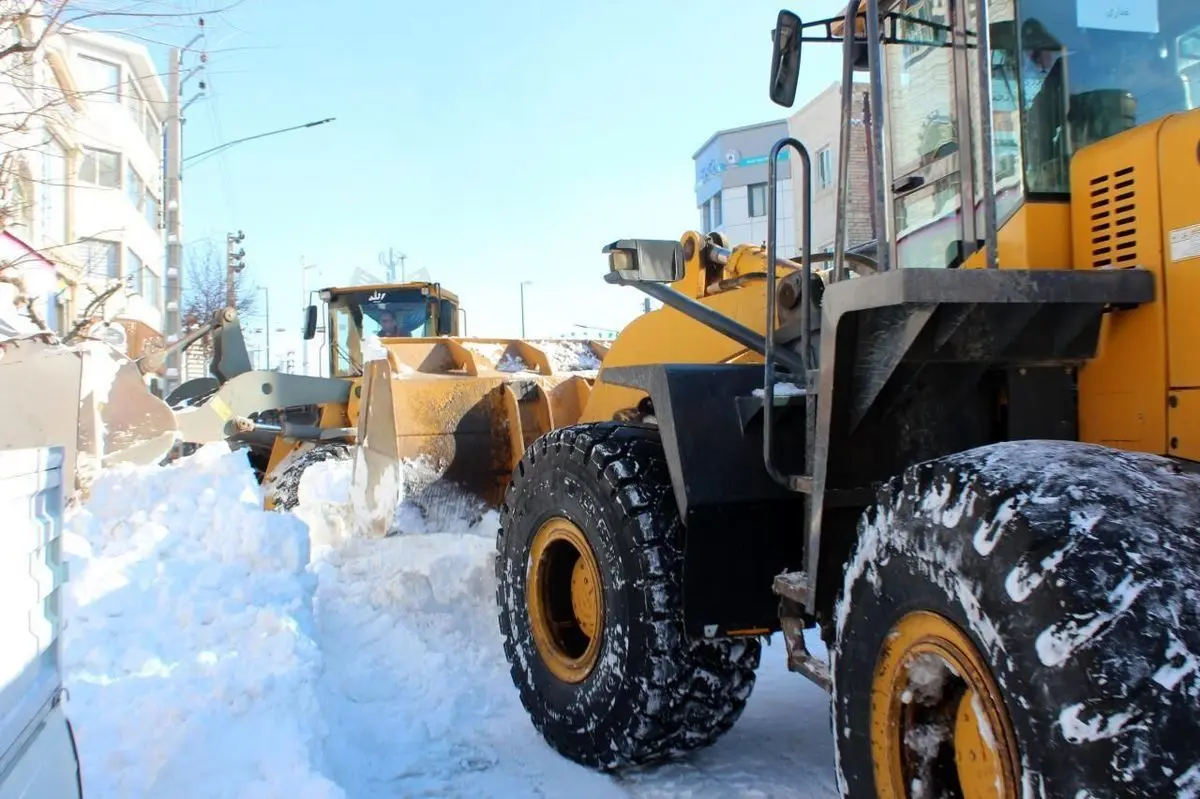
[496, 421, 760, 770]
[263, 442, 352, 511]
[832, 439, 1200, 798]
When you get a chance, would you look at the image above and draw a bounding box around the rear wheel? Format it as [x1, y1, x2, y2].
[496, 422, 760, 770]
[833, 441, 1200, 798]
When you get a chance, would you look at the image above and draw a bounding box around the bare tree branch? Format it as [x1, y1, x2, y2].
[182, 238, 256, 325]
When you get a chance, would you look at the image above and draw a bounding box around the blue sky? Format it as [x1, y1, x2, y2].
[127, 0, 850, 359]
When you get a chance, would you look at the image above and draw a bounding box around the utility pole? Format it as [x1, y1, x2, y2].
[379, 247, 407, 283]
[258, 285, 270, 369]
[519, 280, 532, 337]
[162, 22, 206, 393]
[226, 230, 245, 307]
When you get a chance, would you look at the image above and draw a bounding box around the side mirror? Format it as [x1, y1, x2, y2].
[602, 239, 685, 286]
[769, 10, 802, 107]
[302, 304, 318, 340]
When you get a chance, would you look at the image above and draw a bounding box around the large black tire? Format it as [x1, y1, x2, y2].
[833, 440, 1200, 798]
[496, 422, 761, 770]
[263, 442, 352, 511]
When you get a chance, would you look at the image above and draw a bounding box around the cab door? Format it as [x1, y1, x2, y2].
[883, 0, 977, 270]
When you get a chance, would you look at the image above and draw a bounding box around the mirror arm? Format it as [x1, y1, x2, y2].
[798, 11, 953, 48]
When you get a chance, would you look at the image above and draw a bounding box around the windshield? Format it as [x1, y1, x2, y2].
[1019, 0, 1199, 194]
[328, 288, 438, 377]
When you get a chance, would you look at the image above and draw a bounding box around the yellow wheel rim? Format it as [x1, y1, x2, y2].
[527, 517, 604, 683]
[870, 610, 1020, 799]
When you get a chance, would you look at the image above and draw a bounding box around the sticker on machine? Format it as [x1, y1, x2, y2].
[1077, 0, 1158, 34]
[1170, 224, 1200, 262]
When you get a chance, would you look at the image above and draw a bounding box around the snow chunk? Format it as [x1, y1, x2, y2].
[902, 652, 952, 705]
[1152, 634, 1200, 692]
[752, 381, 805, 399]
[972, 494, 1020, 556]
[1035, 573, 1149, 667]
[61, 444, 344, 798]
[1058, 702, 1135, 744]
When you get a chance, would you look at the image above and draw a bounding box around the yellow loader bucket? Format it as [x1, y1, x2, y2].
[0, 335, 178, 492]
[349, 337, 603, 538]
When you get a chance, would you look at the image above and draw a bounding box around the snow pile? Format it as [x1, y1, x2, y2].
[294, 458, 839, 796]
[57, 442, 840, 797]
[294, 458, 616, 796]
[461, 339, 602, 374]
[61, 444, 344, 798]
[532, 339, 603, 372]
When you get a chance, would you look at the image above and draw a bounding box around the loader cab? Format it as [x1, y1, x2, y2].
[317, 283, 461, 378]
[773, 0, 1200, 272]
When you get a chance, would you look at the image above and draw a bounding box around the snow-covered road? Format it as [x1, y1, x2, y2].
[59, 445, 838, 798]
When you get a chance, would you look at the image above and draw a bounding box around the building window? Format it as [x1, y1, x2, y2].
[80, 238, 120, 279]
[124, 77, 162, 152]
[7, 163, 33, 240]
[748, 183, 767, 218]
[144, 268, 161, 310]
[701, 198, 711, 234]
[39, 138, 69, 246]
[76, 55, 121, 103]
[145, 191, 160, 229]
[143, 108, 161, 152]
[125, 248, 144, 294]
[817, 147, 834, 189]
[80, 147, 121, 188]
[711, 191, 722, 229]
[125, 163, 160, 227]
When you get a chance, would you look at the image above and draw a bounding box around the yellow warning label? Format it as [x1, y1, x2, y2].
[210, 396, 233, 421]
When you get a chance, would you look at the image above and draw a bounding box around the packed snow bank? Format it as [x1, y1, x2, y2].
[60, 443, 838, 797]
[61, 444, 344, 798]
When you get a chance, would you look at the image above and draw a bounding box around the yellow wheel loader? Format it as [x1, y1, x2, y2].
[157, 280, 611, 535]
[494, 2, 1200, 796]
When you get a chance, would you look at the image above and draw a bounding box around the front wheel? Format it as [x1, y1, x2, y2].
[833, 440, 1200, 798]
[496, 422, 760, 770]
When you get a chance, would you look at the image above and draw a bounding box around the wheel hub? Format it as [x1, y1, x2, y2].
[870, 610, 1020, 799]
[527, 517, 604, 683]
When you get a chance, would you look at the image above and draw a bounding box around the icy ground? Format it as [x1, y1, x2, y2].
[59, 445, 838, 798]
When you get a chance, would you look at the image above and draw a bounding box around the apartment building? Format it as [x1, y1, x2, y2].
[692, 119, 797, 256]
[62, 25, 166, 341]
[0, 8, 166, 349]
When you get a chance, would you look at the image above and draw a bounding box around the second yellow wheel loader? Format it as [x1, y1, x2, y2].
[493, 2, 1200, 797]
[154, 280, 613, 534]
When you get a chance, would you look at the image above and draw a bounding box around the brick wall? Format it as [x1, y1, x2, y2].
[787, 81, 877, 254]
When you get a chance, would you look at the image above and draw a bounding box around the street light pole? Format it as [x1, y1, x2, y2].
[258, 285, 270, 369]
[182, 117, 336, 166]
[519, 280, 532, 338]
[301, 259, 318, 376]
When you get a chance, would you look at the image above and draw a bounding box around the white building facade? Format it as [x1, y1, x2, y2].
[62, 25, 166, 336]
[692, 119, 796, 257]
[0, 6, 166, 350]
